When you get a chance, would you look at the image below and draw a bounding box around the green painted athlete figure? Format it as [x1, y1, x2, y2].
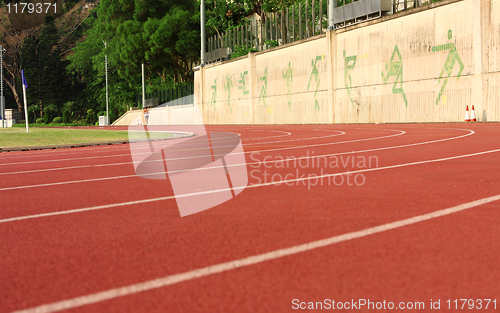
[431, 30, 464, 105]
[381, 45, 408, 107]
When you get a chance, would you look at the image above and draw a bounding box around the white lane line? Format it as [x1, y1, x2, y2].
[12, 193, 500, 313]
[0, 129, 472, 191]
[2, 145, 499, 224]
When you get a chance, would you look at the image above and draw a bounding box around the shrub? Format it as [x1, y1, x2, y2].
[53, 117, 63, 123]
[63, 110, 69, 123]
[230, 45, 258, 59]
[36, 117, 45, 124]
[86, 109, 95, 124]
[264, 40, 279, 48]
[43, 104, 58, 124]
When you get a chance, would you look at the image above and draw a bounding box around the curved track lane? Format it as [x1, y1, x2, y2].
[1, 123, 499, 313]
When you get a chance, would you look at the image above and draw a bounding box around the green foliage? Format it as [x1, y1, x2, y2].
[20, 15, 74, 114]
[230, 45, 258, 59]
[36, 117, 45, 124]
[67, 0, 201, 125]
[62, 101, 75, 123]
[53, 117, 64, 123]
[86, 109, 96, 124]
[43, 104, 59, 124]
[13, 122, 93, 128]
[264, 39, 280, 48]
[97, 111, 107, 117]
[28, 105, 39, 123]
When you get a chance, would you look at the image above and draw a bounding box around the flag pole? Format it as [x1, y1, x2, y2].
[22, 69, 29, 133]
[23, 82, 28, 133]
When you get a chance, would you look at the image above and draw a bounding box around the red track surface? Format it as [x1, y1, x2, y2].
[1, 123, 499, 312]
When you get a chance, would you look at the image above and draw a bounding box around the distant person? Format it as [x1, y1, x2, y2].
[144, 108, 150, 126]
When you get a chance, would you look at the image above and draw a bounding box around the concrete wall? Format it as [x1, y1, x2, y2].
[195, 0, 500, 124]
[113, 104, 203, 126]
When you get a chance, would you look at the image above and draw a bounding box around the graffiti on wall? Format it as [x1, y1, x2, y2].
[238, 71, 249, 95]
[282, 62, 293, 111]
[343, 50, 357, 107]
[381, 45, 408, 107]
[432, 30, 464, 105]
[259, 68, 268, 107]
[308, 55, 325, 111]
[210, 78, 217, 110]
[224, 75, 233, 113]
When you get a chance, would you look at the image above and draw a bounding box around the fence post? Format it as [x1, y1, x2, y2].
[244, 24, 247, 49]
[259, 19, 263, 50]
[299, 3, 303, 40]
[312, 0, 315, 36]
[281, 10, 284, 44]
[275, 13, 279, 42]
[292, 5, 295, 42]
[319, 0, 323, 33]
[305, 0, 309, 38]
[286, 8, 289, 44]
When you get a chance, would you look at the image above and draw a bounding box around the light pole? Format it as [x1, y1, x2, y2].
[142, 63, 145, 109]
[102, 40, 109, 125]
[0, 45, 6, 128]
[201, 0, 205, 66]
[328, 0, 336, 30]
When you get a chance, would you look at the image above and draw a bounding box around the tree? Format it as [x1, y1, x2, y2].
[68, 0, 202, 118]
[19, 15, 73, 116]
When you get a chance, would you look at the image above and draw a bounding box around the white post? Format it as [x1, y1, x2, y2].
[201, 0, 206, 66]
[23, 83, 29, 133]
[105, 53, 109, 125]
[328, 0, 336, 30]
[103, 40, 109, 125]
[142, 63, 145, 109]
[0, 45, 5, 128]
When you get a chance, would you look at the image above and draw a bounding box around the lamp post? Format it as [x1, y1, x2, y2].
[142, 63, 145, 109]
[328, 0, 336, 30]
[201, 0, 205, 66]
[0, 45, 6, 128]
[102, 40, 109, 125]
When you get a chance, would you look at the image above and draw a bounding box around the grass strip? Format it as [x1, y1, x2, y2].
[0, 127, 173, 148]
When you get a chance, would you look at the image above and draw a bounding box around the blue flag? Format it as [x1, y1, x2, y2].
[22, 69, 28, 89]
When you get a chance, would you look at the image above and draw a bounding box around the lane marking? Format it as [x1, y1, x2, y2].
[12, 193, 500, 313]
[0, 129, 472, 191]
[1, 144, 499, 223]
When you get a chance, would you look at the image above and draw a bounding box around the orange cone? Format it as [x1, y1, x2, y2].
[470, 105, 477, 121]
[465, 105, 470, 122]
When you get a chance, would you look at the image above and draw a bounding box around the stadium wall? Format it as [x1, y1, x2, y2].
[195, 0, 499, 124]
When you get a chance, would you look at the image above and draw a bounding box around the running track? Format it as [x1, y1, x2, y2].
[1, 123, 499, 312]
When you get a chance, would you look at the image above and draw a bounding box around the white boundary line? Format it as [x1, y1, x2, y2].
[12, 193, 500, 313]
[1, 144, 498, 224]
[0, 128, 472, 191]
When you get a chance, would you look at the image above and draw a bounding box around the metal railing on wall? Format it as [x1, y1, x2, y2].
[205, 0, 328, 63]
[204, 0, 433, 63]
[135, 83, 194, 107]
